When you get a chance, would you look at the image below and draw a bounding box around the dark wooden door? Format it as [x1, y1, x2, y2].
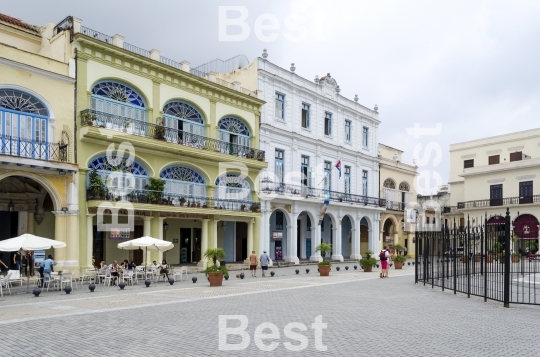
[236, 222, 247, 261]
[490, 184, 503, 206]
[519, 181, 533, 204]
[133, 226, 143, 265]
[180, 228, 191, 263]
[297, 220, 301, 259]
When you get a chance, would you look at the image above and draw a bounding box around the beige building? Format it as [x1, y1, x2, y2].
[0, 13, 78, 271]
[378, 144, 418, 256]
[449, 128, 540, 252]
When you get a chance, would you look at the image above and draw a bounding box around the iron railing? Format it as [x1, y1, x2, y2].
[123, 42, 150, 58]
[53, 16, 74, 40]
[0, 135, 69, 163]
[80, 109, 265, 162]
[189, 68, 208, 78]
[87, 187, 260, 213]
[416, 209, 540, 307]
[160, 56, 180, 69]
[80, 26, 113, 44]
[259, 181, 384, 207]
[457, 195, 540, 209]
[385, 201, 406, 211]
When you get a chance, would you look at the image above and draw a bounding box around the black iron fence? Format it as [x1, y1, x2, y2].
[0, 135, 69, 163]
[415, 209, 540, 307]
[87, 187, 260, 213]
[259, 181, 385, 208]
[80, 109, 265, 162]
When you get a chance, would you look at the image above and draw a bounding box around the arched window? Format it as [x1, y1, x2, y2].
[160, 166, 206, 205]
[218, 116, 250, 147]
[399, 182, 410, 191]
[0, 89, 50, 159]
[91, 81, 146, 122]
[162, 101, 205, 144]
[88, 155, 149, 193]
[383, 178, 396, 189]
[215, 173, 252, 209]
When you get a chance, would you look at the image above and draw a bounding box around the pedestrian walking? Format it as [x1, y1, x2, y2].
[259, 250, 270, 277]
[379, 246, 390, 278]
[403, 246, 408, 256]
[249, 251, 258, 277]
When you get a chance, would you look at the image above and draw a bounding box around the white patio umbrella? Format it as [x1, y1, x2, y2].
[117, 236, 173, 269]
[0, 234, 67, 292]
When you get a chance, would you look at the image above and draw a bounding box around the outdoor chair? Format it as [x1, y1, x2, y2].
[33, 275, 42, 289]
[43, 273, 58, 292]
[174, 266, 188, 282]
[103, 269, 113, 286]
[79, 269, 94, 285]
[60, 272, 77, 290]
[0, 272, 12, 296]
[7, 270, 23, 287]
[135, 266, 145, 281]
[121, 270, 136, 285]
[96, 268, 107, 284]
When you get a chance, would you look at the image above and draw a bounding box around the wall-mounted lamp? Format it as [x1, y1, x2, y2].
[8, 200, 14, 212]
[163, 221, 169, 231]
[58, 169, 66, 175]
[61, 207, 68, 212]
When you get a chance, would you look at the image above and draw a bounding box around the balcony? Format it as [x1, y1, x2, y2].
[0, 135, 70, 163]
[87, 187, 261, 213]
[385, 201, 406, 211]
[80, 110, 265, 162]
[259, 181, 385, 207]
[457, 195, 540, 209]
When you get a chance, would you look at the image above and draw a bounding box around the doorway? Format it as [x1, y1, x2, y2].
[0, 212, 18, 269]
[194, 228, 201, 262]
[180, 228, 191, 263]
[297, 219, 301, 260]
[236, 222, 247, 261]
[132, 226, 143, 265]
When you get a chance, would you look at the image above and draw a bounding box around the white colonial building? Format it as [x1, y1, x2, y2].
[222, 52, 384, 263]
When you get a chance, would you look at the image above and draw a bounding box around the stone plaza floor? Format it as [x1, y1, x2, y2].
[1, 264, 538, 356]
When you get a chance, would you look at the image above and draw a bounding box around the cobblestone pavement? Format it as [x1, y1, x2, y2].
[1, 264, 538, 356]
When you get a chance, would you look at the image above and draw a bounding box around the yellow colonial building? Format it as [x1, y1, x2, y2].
[0, 13, 79, 271]
[378, 144, 418, 256]
[50, 17, 266, 268]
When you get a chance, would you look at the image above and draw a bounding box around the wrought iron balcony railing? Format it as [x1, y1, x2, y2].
[259, 181, 385, 207]
[87, 187, 261, 213]
[385, 201, 407, 211]
[80, 109, 265, 162]
[457, 195, 540, 209]
[0, 135, 69, 163]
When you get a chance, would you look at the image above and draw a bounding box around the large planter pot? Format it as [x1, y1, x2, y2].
[474, 255, 481, 263]
[208, 272, 224, 287]
[394, 262, 403, 269]
[512, 256, 520, 263]
[461, 257, 469, 263]
[364, 265, 373, 272]
[486, 256, 493, 263]
[318, 265, 331, 276]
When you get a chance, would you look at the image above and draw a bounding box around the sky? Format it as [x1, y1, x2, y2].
[3, 0, 540, 194]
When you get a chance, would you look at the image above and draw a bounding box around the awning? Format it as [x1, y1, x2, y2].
[513, 214, 539, 239]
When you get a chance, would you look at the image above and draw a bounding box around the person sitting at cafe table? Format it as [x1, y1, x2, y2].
[160, 260, 170, 280]
[150, 260, 159, 271]
[109, 260, 120, 285]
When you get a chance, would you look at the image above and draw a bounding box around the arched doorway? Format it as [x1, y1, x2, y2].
[297, 211, 315, 260]
[383, 217, 396, 249]
[217, 116, 251, 156]
[341, 215, 353, 259]
[162, 100, 205, 144]
[0, 175, 58, 275]
[360, 217, 369, 255]
[513, 214, 539, 254]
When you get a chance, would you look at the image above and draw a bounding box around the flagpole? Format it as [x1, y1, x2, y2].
[317, 158, 342, 186]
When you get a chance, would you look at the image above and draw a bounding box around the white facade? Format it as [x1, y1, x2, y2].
[225, 56, 383, 263]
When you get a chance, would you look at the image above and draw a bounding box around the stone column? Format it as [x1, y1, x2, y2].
[408, 232, 416, 258]
[310, 224, 322, 262]
[331, 222, 343, 261]
[211, 219, 220, 249]
[27, 212, 35, 234]
[350, 228, 361, 259]
[371, 227, 381, 255]
[65, 213, 79, 273]
[198, 219, 209, 268]
[261, 209, 271, 255]
[157, 217, 165, 263]
[53, 213, 67, 264]
[86, 214, 95, 268]
[245, 219, 255, 264]
[143, 216, 152, 265]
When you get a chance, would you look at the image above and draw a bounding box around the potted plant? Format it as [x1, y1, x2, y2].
[88, 168, 105, 199]
[191, 201, 196, 208]
[511, 252, 521, 263]
[80, 111, 97, 126]
[393, 255, 406, 269]
[486, 254, 493, 263]
[359, 250, 377, 272]
[122, 120, 130, 133]
[240, 204, 246, 211]
[144, 177, 165, 204]
[315, 242, 333, 276]
[153, 123, 167, 141]
[179, 197, 186, 206]
[250, 202, 261, 212]
[474, 253, 481, 263]
[204, 248, 227, 287]
[394, 244, 404, 256]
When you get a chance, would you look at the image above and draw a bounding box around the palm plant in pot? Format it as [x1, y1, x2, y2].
[393, 254, 406, 269]
[359, 250, 376, 272]
[315, 242, 333, 276]
[204, 248, 228, 287]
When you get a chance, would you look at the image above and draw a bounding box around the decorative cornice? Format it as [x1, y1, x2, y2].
[516, 174, 536, 180]
[461, 153, 476, 159]
[486, 149, 501, 155]
[0, 56, 75, 84]
[487, 178, 505, 183]
[508, 145, 524, 151]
